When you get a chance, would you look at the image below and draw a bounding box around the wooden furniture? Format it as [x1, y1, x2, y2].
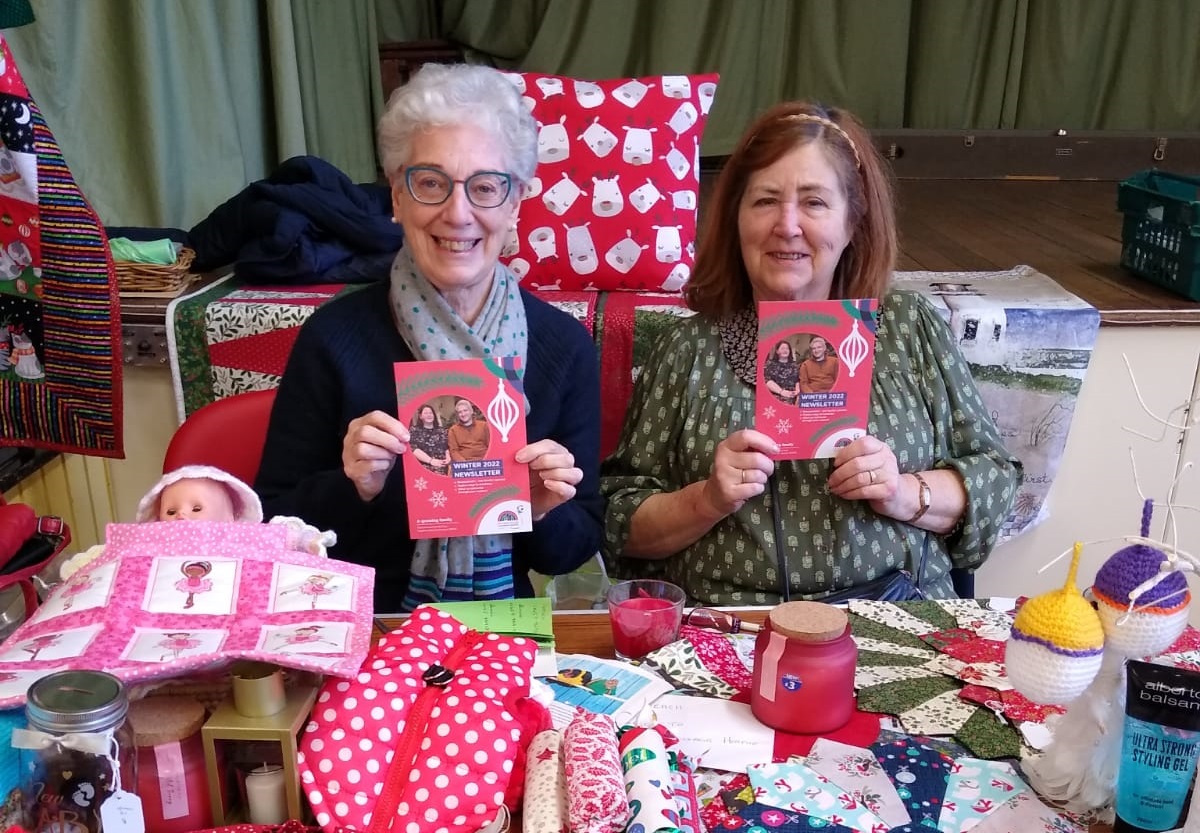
[378, 40, 463, 101]
[548, 608, 768, 658]
[376, 608, 772, 657]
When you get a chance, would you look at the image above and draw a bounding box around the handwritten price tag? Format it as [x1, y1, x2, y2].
[100, 789, 146, 833]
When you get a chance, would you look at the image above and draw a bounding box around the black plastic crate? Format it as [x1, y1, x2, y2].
[1117, 169, 1200, 301]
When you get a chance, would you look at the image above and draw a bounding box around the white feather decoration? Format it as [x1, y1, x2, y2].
[1023, 649, 1126, 814]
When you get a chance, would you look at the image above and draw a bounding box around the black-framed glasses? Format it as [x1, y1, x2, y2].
[403, 166, 514, 208]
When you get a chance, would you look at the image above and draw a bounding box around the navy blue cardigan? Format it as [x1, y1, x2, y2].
[255, 280, 603, 613]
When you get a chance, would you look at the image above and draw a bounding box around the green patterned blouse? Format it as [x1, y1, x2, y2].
[600, 289, 1022, 606]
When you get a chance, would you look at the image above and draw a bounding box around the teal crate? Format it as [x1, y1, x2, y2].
[1117, 169, 1200, 301]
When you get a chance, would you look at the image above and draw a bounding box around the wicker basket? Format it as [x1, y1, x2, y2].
[114, 245, 199, 293]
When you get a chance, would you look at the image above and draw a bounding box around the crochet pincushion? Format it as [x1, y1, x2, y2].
[1091, 541, 1189, 659]
[1005, 543, 1105, 704]
[1088, 499, 1191, 659]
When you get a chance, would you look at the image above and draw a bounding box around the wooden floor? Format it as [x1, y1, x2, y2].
[894, 180, 1200, 325]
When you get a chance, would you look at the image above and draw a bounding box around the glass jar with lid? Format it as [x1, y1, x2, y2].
[16, 670, 137, 833]
[750, 601, 858, 734]
[129, 696, 212, 833]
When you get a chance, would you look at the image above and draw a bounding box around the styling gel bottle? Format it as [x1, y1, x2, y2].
[1115, 661, 1200, 833]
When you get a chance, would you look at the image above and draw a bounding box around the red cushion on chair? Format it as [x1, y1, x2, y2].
[163, 389, 277, 485]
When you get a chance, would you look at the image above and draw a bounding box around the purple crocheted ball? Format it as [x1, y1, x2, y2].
[1092, 542, 1187, 610]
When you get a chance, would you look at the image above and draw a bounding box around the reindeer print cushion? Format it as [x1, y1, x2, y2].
[501, 72, 718, 293]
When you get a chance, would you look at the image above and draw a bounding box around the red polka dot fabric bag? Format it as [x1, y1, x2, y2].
[298, 605, 546, 833]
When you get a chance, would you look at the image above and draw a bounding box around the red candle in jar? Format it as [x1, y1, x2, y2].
[750, 601, 857, 734]
[607, 579, 686, 659]
[129, 696, 213, 833]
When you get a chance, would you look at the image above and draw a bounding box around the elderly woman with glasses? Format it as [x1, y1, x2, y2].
[256, 64, 603, 613]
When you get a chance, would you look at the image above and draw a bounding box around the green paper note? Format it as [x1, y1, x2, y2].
[430, 598, 555, 642]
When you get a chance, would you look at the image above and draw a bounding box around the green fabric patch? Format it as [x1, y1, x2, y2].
[856, 674, 960, 716]
[900, 600, 959, 631]
[850, 613, 932, 652]
[956, 708, 1021, 760]
[858, 649, 927, 667]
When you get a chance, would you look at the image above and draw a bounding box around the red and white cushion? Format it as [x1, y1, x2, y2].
[502, 72, 718, 293]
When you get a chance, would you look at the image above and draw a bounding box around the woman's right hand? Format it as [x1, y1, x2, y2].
[342, 410, 409, 502]
[700, 429, 778, 519]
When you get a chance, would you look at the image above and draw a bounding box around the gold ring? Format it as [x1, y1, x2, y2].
[868, 469, 877, 484]
[741, 469, 747, 484]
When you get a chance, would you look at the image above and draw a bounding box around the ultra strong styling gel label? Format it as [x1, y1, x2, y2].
[1116, 661, 1200, 833]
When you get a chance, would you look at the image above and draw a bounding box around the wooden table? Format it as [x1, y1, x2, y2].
[549, 607, 770, 657]
[377, 607, 773, 656]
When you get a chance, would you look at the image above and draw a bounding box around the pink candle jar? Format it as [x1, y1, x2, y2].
[750, 601, 857, 734]
[129, 696, 212, 833]
[606, 579, 686, 659]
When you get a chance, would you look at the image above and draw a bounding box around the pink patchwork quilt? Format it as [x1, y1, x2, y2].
[0, 521, 375, 708]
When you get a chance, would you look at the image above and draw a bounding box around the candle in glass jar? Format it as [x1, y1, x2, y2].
[130, 696, 212, 833]
[244, 764, 288, 825]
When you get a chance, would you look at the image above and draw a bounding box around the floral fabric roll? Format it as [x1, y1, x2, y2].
[563, 711, 629, 833]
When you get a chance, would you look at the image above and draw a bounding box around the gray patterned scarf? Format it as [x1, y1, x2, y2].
[388, 247, 528, 610]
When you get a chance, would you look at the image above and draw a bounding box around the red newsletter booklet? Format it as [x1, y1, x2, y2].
[394, 357, 532, 539]
[756, 299, 879, 460]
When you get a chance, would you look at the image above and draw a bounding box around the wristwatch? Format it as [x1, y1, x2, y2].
[906, 472, 932, 524]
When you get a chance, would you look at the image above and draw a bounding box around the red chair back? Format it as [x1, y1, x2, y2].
[163, 389, 277, 485]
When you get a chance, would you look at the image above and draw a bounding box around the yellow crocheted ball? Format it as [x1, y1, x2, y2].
[1005, 543, 1106, 704]
[1012, 584, 1105, 651]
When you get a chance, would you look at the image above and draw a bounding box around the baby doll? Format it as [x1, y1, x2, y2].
[136, 465, 263, 524]
[60, 465, 335, 580]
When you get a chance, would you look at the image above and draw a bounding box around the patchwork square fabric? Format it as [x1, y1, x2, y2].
[501, 72, 718, 292]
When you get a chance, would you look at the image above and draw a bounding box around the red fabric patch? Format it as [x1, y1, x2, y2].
[1166, 625, 1200, 654]
[959, 683, 1065, 724]
[958, 684, 1004, 711]
[596, 292, 690, 456]
[501, 72, 718, 291]
[701, 775, 753, 831]
[680, 624, 754, 692]
[998, 688, 1066, 723]
[770, 708, 883, 760]
[924, 628, 1006, 664]
[208, 326, 303, 377]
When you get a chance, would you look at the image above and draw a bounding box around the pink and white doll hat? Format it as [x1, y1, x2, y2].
[135, 465, 264, 524]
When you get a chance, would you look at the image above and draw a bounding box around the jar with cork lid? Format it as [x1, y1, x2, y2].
[128, 696, 212, 833]
[750, 601, 857, 734]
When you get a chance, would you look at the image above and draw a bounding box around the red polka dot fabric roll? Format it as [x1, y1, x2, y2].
[297, 605, 539, 833]
[563, 710, 629, 833]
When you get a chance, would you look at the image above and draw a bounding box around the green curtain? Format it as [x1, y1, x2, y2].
[1, 0, 1195, 226]
[905, 0, 1029, 128]
[375, 0, 440, 42]
[1014, 0, 1200, 130]
[4, 0, 382, 228]
[436, 0, 1200, 154]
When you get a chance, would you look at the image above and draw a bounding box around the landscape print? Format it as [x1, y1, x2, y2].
[896, 266, 1101, 539]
